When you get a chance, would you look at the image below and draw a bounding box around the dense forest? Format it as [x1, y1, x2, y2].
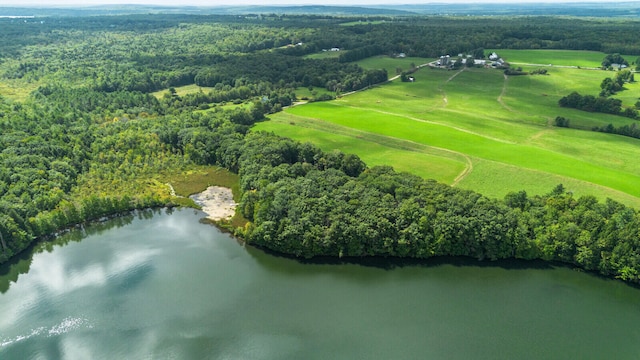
[1, 13, 640, 283]
[237, 134, 640, 282]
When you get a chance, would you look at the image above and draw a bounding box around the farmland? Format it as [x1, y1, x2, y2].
[255, 50, 640, 207]
[491, 49, 607, 68]
[3, 12, 640, 283]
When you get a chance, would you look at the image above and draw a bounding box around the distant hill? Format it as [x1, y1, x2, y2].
[0, 5, 416, 17]
[212, 5, 416, 16]
[382, 2, 640, 17]
[0, 6, 206, 17]
[1, 2, 640, 17]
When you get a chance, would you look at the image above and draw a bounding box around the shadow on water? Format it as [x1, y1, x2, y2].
[0, 210, 157, 294]
[245, 243, 640, 289]
[306, 254, 556, 271]
[0, 245, 34, 294]
[249, 244, 554, 271]
[189, 212, 556, 276]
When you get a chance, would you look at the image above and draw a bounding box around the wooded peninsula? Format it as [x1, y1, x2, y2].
[1, 10, 640, 283]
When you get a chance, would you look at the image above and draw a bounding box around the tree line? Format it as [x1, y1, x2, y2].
[558, 58, 639, 122]
[229, 131, 640, 283]
[2, 13, 640, 286]
[5, 81, 640, 283]
[558, 91, 634, 118]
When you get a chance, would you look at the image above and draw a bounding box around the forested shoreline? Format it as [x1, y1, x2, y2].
[234, 133, 640, 282]
[1, 13, 640, 283]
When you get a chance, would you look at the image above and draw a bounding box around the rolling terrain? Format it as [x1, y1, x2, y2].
[255, 51, 640, 207]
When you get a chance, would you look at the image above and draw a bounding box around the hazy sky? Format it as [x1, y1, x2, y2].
[0, 0, 604, 7]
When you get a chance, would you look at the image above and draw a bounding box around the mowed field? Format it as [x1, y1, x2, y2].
[255, 50, 640, 207]
[491, 49, 607, 68]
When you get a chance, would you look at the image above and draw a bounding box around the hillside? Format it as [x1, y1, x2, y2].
[257, 51, 640, 208]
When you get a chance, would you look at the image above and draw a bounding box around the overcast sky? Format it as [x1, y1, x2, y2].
[0, 0, 604, 7]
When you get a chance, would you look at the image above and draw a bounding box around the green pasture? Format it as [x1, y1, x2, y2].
[285, 101, 640, 199]
[500, 67, 636, 129]
[461, 158, 640, 208]
[336, 68, 543, 142]
[256, 51, 640, 206]
[332, 75, 446, 117]
[356, 55, 433, 76]
[261, 115, 640, 206]
[304, 51, 342, 60]
[255, 112, 467, 184]
[612, 79, 640, 108]
[492, 49, 607, 68]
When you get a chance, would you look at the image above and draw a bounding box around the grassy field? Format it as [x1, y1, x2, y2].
[611, 79, 640, 107]
[495, 49, 639, 71]
[339, 20, 389, 26]
[254, 50, 640, 208]
[357, 55, 433, 76]
[151, 84, 215, 99]
[492, 49, 613, 68]
[304, 51, 343, 60]
[259, 113, 468, 184]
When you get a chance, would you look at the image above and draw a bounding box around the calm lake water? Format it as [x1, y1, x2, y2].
[1, 208, 640, 359]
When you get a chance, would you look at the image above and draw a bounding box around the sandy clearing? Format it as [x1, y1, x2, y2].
[189, 186, 237, 221]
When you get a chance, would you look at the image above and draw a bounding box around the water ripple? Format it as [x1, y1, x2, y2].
[0, 316, 93, 348]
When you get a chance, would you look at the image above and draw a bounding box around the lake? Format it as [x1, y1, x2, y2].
[1, 208, 639, 359]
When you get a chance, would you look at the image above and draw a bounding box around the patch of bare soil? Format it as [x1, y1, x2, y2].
[189, 186, 237, 221]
